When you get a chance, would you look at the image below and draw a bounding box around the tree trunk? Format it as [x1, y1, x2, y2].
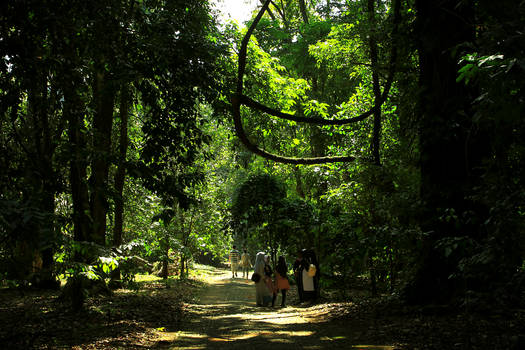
[260, 0, 277, 21]
[161, 238, 169, 280]
[368, 0, 382, 166]
[89, 71, 116, 246]
[160, 220, 171, 279]
[111, 84, 130, 283]
[37, 77, 62, 288]
[404, 0, 479, 304]
[179, 207, 186, 279]
[179, 206, 196, 279]
[22, 68, 59, 288]
[298, 0, 309, 24]
[36, 189, 59, 288]
[389, 244, 395, 293]
[293, 166, 306, 198]
[369, 255, 378, 297]
[66, 80, 91, 247]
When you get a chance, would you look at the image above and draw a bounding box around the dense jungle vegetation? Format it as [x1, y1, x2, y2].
[1, 0, 524, 345]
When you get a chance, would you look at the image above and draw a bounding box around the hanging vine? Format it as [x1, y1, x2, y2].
[232, 0, 401, 164]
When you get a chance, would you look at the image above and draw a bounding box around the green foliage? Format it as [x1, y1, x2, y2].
[1, 0, 229, 284]
[457, 53, 506, 84]
[443, 0, 525, 301]
[274, 198, 317, 251]
[0, 199, 54, 283]
[125, 1, 227, 210]
[231, 173, 287, 233]
[1, 0, 522, 309]
[317, 162, 421, 293]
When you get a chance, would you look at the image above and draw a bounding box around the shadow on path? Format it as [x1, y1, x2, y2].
[153, 269, 397, 350]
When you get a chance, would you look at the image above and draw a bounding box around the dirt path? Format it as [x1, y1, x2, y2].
[156, 267, 396, 350]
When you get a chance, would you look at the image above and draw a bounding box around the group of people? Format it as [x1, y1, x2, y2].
[230, 245, 319, 307]
[253, 252, 290, 307]
[228, 245, 252, 279]
[292, 248, 320, 303]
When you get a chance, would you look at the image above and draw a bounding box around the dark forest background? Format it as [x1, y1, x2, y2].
[1, 0, 524, 317]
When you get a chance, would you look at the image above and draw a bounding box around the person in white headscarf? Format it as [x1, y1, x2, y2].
[254, 252, 272, 306]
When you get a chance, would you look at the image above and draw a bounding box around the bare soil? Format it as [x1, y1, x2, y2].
[153, 267, 525, 350]
[1, 266, 523, 349]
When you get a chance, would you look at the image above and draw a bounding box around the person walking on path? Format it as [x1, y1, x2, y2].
[254, 252, 272, 306]
[263, 255, 275, 302]
[302, 249, 319, 302]
[229, 245, 241, 278]
[293, 249, 305, 303]
[272, 255, 290, 307]
[240, 248, 252, 279]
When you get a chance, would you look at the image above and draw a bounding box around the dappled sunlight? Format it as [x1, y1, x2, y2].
[206, 330, 314, 342]
[174, 345, 207, 350]
[319, 335, 348, 341]
[155, 330, 206, 342]
[162, 268, 397, 349]
[352, 346, 396, 350]
[206, 308, 313, 326]
[172, 331, 207, 339]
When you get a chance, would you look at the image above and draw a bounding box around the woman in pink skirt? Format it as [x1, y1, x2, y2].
[272, 255, 290, 307]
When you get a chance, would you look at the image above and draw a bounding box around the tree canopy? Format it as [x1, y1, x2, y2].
[1, 0, 524, 316]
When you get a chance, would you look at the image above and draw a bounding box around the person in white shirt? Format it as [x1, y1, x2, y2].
[229, 245, 240, 278]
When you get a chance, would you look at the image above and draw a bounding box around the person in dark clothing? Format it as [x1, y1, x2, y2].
[307, 249, 320, 301]
[293, 249, 305, 303]
[302, 249, 320, 302]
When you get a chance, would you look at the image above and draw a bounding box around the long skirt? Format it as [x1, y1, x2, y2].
[295, 270, 304, 301]
[275, 272, 290, 290]
[302, 269, 314, 292]
[302, 269, 316, 301]
[255, 279, 272, 306]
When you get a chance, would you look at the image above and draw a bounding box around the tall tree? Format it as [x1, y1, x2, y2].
[1, 0, 226, 285]
[0, 0, 72, 286]
[111, 84, 130, 284]
[403, 0, 485, 303]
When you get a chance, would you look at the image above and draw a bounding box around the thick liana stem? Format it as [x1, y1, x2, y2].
[232, 96, 355, 164]
[368, 0, 382, 165]
[233, 0, 401, 165]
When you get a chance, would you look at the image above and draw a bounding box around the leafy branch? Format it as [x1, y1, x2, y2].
[232, 0, 401, 164]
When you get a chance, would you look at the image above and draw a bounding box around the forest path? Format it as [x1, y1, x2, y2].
[155, 266, 396, 350]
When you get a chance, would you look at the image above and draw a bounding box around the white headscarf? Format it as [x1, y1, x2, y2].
[254, 251, 266, 275]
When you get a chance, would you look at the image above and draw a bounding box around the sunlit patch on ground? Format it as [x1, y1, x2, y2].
[208, 310, 309, 323]
[276, 330, 314, 337]
[156, 330, 207, 341]
[161, 268, 399, 349]
[204, 329, 315, 343]
[173, 345, 207, 350]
